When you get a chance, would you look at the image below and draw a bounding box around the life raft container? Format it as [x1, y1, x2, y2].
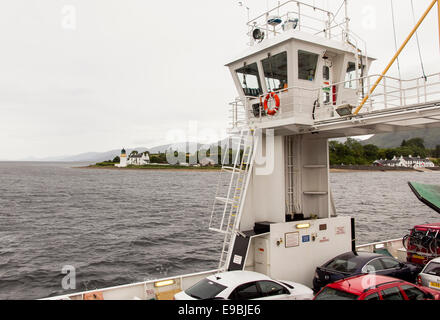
[264, 92, 280, 116]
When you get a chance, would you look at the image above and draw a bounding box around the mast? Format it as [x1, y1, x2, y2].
[344, 0, 349, 41]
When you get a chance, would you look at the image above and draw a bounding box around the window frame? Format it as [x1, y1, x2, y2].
[363, 292, 380, 300]
[379, 257, 402, 270]
[261, 51, 288, 93]
[362, 258, 386, 273]
[256, 280, 290, 298]
[228, 281, 263, 300]
[422, 261, 440, 276]
[344, 61, 358, 89]
[235, 62, 264, 98]
[400, 284, 426, 300]
[380, 286, 405, 301]
[297, 50, 320, 82]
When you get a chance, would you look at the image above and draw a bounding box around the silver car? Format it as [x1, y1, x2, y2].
[418, 258, 440, 291]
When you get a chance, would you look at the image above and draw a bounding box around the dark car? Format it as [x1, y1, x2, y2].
[313, 251, 422, 292]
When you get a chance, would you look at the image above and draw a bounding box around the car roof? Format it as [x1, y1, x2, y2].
[330, 251, 384, 263]
[207, 271, 272, 287]
[426, 257, 440, 265]
[328, 275, 406, 295]
[414, 223, 440, 230]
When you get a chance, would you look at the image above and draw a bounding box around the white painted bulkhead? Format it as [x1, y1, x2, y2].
[269, 217, 352, 287]
[239, 135, 286, 231]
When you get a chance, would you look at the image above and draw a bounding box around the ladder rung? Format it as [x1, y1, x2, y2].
[215, 197, 234, 204]
[209, 227, 227, 234]
[222, 167, 244, 173]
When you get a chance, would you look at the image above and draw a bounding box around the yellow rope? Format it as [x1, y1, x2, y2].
[353, 0, 438, 115]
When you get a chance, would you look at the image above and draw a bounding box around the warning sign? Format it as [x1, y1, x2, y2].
[336, 226, 346, 235]
[285, 232, 300, 248]
[233, 255, 243, 265]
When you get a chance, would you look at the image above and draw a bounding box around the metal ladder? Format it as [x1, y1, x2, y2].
[209, 128, 258, 270]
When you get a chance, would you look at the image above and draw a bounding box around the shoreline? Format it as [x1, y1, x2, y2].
[330, 165, 440, 173]
[74, 165, 222, 172]
[75, 164, 440, 173]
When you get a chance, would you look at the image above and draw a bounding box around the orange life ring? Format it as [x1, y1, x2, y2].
[264, 92, 280, 116]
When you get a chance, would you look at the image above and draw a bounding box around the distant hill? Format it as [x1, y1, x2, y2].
[25, 141, 224, 162]
[30, 148, 149, 163]
[361, 128, 440, 149]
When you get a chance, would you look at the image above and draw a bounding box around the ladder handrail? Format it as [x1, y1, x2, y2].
[209, 129, 258, 271]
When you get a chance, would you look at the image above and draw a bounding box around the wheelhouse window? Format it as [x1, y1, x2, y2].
[262, 52, 288, 92]
[344, 62, 365, 89]
[298, 50, 319, 81]
[236, 63, 263, 97]
[323, 66, 331, 104]
[323, 66, 330, 81]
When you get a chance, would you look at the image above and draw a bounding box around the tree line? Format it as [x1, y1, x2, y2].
[105, 137, 440, 167]
[329, 138, 440, 166]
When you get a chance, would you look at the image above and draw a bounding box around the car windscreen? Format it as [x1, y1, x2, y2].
[185, 279, 227, 300]
[324, 257, 361, 273]
[314, 287, 358, 301]
[424, 262, 440, 276]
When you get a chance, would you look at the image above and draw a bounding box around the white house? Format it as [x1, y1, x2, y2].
[200, 158, 216, 167]
[127, 152, 150, 166]
[374, 155, 435, 168]
[115, 149, 150, 168]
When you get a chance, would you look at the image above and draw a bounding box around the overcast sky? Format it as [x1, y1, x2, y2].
[0, 0, 438, 160]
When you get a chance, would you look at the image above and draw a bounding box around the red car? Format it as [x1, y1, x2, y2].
[314, 275, 440, 300]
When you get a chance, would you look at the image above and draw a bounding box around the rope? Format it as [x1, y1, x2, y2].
[390, 0, 402, 79]
[410, 0, 428, 81]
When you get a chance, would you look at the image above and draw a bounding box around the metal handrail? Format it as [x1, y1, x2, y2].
[229, 71, 440, 128]
[245, 0, 349, 44]
[247, 0, 334, 26]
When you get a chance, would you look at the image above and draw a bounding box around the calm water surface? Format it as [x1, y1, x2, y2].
[0, 162, 439, 299]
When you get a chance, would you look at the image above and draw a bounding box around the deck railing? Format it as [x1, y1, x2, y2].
[246, 0, 349, 45]
[229, 72, 440, 130]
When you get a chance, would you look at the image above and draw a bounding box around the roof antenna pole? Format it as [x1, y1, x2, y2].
[344, 0, 349, 41]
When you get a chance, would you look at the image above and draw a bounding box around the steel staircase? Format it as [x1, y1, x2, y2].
[209, 128, 258, 270]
